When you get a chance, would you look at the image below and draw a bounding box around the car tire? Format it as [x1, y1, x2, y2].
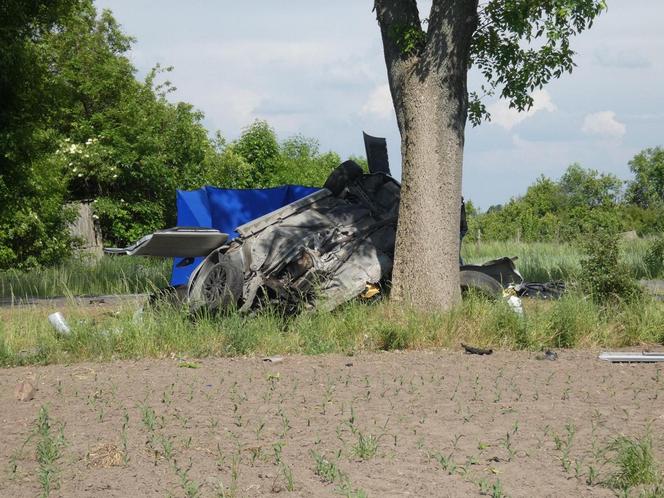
[323, 160, 364, 196]
[188, 253, 243, 313]
[460, 270, 503, 299]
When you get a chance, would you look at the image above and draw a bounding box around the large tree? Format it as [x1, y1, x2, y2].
[373, 0, 605, 309]
[626, 147, 664, 209]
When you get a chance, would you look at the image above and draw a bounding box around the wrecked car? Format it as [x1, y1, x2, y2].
[106, 134, 528, 313]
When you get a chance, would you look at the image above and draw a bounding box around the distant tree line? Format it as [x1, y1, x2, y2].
[465, 149, 664, 243]
[0, 1, 343, 269]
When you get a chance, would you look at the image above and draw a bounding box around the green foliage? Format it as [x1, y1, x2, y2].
[0, 1, 81, 269]
[233, 120, 280, 184]
[606, 434, 661, 492]
[225, 121, 340, 189]
[3, 286, 664, 366]
[467, 162, 642, 244]
[644, 237, 664, 279]
[469, 0, 607, 125]
[559, 163, 622, 208]
[0, 2, 345, 266]
[626, 147, 664, 209]
[390, 22, 426, 55]
[579, 230, 640, 303]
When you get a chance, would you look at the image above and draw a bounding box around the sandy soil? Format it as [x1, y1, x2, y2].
[1, 350, 662, 497]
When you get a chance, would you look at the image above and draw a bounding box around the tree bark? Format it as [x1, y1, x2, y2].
[374, 0, 478, 310]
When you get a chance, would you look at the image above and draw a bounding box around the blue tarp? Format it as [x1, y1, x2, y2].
[170, 185, 320, 286]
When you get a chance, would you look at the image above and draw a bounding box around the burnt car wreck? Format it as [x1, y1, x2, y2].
[107, 133, 544, 314]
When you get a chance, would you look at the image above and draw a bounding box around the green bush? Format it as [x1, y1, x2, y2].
[579, 230, 640, 303]
[644, 236, 664, 278]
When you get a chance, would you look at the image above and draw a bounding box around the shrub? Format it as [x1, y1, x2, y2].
[579, 230, 640, 303]
[644, 236, 664, 278]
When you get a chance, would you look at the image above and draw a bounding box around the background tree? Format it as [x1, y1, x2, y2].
[0, 0, 80, 268]
[0, 1, 343, 266]
[626, 147, 664, 209]
[559, 163, 622, 208]
[373, 0, 605, 310]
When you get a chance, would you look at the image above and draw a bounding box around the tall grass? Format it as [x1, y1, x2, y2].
[1, 239, 659, 300]
[461, 238, 658, 282]
[0, 238, 662, 367]
[1, 292, 663, 367]
[0, 256, 171, 299]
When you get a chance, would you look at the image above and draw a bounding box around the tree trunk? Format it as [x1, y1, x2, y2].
[374, 0, 477, 310]
[391, 75, 466, 308]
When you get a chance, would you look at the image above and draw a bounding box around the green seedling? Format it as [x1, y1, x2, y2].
[352, 432, 380, 460]
[121, 409, 130, 465]
[34, 406, 66, 498]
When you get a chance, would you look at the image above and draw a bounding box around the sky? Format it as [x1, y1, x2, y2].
[94, 0, 664, 208]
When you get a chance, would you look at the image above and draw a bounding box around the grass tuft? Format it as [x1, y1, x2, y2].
[606, 434, 662, 492]
[34, 406, 67, 497]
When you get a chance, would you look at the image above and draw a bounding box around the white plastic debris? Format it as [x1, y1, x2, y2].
[48, 312, 71, 335]
[507, 295, 524, 315]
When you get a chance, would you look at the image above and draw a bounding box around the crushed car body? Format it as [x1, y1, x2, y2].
[107, 159, 401, 313]
[106, 133, 560, 313]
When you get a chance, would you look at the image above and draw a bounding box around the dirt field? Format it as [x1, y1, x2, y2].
[1, 351, 662, 497]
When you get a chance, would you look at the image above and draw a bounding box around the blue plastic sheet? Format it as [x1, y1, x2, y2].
[170, 185, 319, 286]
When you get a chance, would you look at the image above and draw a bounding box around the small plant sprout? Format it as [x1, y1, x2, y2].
[281, 462, 295, 492]
[431, 451, 457, 475]
[140, 404, 157, 432]
[352, 431, 380, 461]
[500, 432, 516, 462]
[121, 409, 130, 465]
[34, 406, 67, 497]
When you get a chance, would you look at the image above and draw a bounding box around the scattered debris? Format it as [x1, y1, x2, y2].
[599, 352, 664, 363]
[516, 281, 566, 300]
[262, 356, 284, 364]
[48, 311, 71, 335]
[360, 283, 381, 300]
[506, 295, 524, 315]
[86, 443, 123, 468]
[461, 343, 493, 355]
[537, 350, 558, 361]
[15, 381, 36, 401]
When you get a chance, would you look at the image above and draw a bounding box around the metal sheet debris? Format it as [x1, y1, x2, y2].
[598, 352, 664, 363]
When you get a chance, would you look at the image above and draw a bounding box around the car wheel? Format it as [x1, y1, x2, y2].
[460, 270, 503, 299]
[188, 254, 243, 313]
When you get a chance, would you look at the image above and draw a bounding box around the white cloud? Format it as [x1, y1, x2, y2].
[361, 84, 393, 119]
[487, 89, 557, 130]
[594, 46, 650, 68]
[168, 40, 349, 69]
[581, 111, 626, 138]
[201, 86, 263, 131]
